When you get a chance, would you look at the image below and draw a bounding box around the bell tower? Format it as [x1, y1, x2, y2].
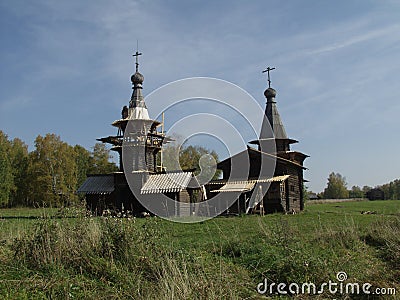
[250, 67, 298, 153]
[97, 51, 166, 173]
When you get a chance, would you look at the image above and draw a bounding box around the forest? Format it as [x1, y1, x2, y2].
[0, 131, 117, 208]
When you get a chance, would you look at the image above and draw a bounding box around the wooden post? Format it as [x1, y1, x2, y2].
[175, 193, 179, 217]
[259, 185, 264, 216]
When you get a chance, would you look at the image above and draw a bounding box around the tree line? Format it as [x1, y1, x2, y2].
[0, 131, 117, 208]
[0, 131, 221, 208]
[378, 179, 400, 200]
[314, 172, 400, 200]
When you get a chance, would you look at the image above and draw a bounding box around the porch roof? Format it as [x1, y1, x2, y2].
[141, 172, 192, 194]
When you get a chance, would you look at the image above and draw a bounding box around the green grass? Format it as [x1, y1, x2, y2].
[0, 200, 399, 299]
[0, 207, 58, 217]
[306, 199, 400, 215]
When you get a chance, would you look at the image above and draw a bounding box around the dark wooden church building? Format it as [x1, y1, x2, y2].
[78, 54, 308, 216]
[207, 76, 308, 214]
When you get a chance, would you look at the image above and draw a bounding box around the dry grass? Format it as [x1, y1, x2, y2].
[0, 200, 399, 299]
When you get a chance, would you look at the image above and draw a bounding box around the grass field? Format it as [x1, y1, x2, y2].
[0, 200, 399, 299]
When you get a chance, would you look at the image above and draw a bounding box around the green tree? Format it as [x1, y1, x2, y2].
[323, 172, 349, 199]
[88, 143, 118, 174]
[74, 145, 92, 188]
[349, 185, 364, 198]
[161, 140, 220, 182]
[392, 179, 400, 199]
[180, 145, 220, 181]
[362, 185, 372, 198]
[0, 131, 13, 207]
[303, 185, 310, 202]
[9, 138, 29, 206]
[379, 179, 400, 200]
[394, 179, 400, 199]
[27, 134, 77, 207]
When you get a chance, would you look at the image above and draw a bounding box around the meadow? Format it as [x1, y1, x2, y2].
[0, 200, 399, 299]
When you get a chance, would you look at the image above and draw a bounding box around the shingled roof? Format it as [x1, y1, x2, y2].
[77, 174, 114, 194]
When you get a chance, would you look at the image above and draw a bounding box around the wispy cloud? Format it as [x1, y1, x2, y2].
[308, 24, 400, 55]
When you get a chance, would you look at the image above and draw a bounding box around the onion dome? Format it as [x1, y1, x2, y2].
[131, 71, 144, 85]
[264, 87, 277, 99]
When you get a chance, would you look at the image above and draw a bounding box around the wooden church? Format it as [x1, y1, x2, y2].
[78, 54, 308, 216]
[78, 51, 196, 215]
[207, 70, 308, 214]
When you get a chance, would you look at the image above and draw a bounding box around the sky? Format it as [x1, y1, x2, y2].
[1, 0, 400, 192]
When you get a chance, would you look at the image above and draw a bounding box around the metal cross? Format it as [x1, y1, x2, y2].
[262, 67, 276, 88]
[133, 50, 142, 72]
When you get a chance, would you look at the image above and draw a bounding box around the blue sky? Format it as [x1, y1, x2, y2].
[1, 0, 400, 192]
